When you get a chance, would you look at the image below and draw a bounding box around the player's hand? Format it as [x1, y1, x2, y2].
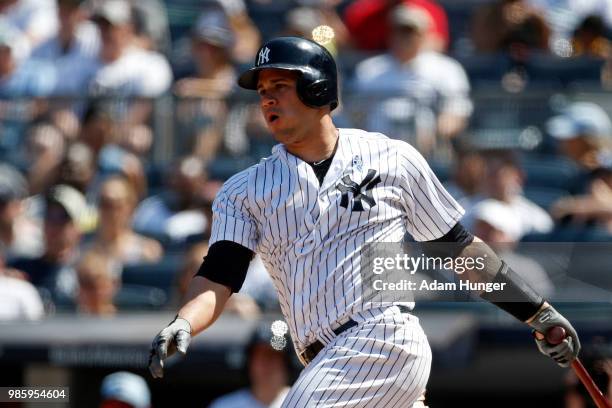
[527, 304, 580, 367]
[149, 316, 192, 378]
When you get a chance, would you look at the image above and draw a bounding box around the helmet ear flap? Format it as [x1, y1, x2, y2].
[306, 79, 330, 101]
[297, 75, 330, 108]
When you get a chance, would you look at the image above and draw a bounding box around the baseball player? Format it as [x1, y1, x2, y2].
[149, 37, 580, 407]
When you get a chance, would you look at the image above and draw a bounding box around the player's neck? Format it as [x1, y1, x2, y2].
[284, 115, 338, 163]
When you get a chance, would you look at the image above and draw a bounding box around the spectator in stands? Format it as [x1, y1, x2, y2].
[9, 184, 86, 302]
[30, 0, 100, 96]
[571, 15, 611, 59]
[26, 132, 99, 231]
[97, 143, 148, 200]
[58, 142, 96, 197]
[353, 4, 472, 145]
[174, 6, 237, 99]
[71, 103, 148, 200]
[0, 164, 42, 261]
[0, 19, 56, 97]
[76, 249, 120, 315]
[126, 0, 171, 55]
[547, 102, 612, 172]
[551, 165, 612, 233]
[90, 176, 162, 265]
[26, 123, 67, 195]
[0, 245, 44, 320]
[100, 371, 151, 408]
[208, 320, 291, 408]
[0, 0, 58, 52]
[478, 150, 553, 236]
[0, 273, 45, 320]
[173, 8, 236, 160]
[470, 0, 551, 60]
[546, 102, 612, 228]
[283, 4, 349, 56]
[444, 143, 486, 214]
[472, 199, 554, 297]
[79, 103, 114, 158]
[88, 0, 171, 97]
[212, 0, 260, 64]
[526, 0, 612, 53]
[344, 0, 449, 52]
[284, 7, 324, 40]
[133, 156, 208, 242]
[32, 0, 98, 59]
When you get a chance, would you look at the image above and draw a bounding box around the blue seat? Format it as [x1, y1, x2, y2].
[115, 284, 168, 310]
[456, 53, 513, 85]
[121, 253, 185, 295]
[525, 55, 605, 87]
[521, 156, 581, 190]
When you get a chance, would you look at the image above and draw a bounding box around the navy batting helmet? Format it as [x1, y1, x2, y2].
[237, 36, 339, 111]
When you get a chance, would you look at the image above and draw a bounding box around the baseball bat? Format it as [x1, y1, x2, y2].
[535, 326, 611, 408]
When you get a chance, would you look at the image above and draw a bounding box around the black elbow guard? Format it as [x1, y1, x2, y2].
[480, 261, 544, 322]
[196, 241, 254, 293]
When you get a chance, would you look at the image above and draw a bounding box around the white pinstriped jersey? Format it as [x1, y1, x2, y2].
[210, 128, 464, 353]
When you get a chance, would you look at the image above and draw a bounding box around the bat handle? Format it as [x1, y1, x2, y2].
[533, 326, 567, 345]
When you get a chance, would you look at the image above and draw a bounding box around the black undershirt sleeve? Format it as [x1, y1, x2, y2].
[196, 240, 255, 293]
[421, 222, 474, 258]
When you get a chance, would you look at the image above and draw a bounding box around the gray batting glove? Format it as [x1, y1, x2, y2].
[528, 305, 580, 368]
[149, 316, 192, 378]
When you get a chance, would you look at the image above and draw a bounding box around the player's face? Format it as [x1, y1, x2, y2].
[257, 69, 319, 143]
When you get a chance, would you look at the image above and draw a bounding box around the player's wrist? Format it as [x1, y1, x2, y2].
[172, 315, 193, 334]
[524, 301, 551, 324]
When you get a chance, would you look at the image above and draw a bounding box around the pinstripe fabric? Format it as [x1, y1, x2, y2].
[281, 306, 432, 407]
[210, 128, 463, 358]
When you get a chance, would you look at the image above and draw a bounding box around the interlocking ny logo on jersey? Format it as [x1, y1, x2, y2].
[257, 47, 270, 65]
[336, 169, 382, 211]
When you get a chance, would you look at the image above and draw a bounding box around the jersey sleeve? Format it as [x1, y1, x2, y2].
[210, 171, 259, 251]
[397, 143, 464, 241]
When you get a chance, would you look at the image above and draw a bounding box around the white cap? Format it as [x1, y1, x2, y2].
[100, 372, 150, 408]
[472, 199, 522, 241]
[192, 9, 235, 48]
[547, 102, 612, 140]
[46, 184, 87, 224]
[390, 4, 431, 31]
[0, 18, 30, 61]
[91, 0, 132, 26]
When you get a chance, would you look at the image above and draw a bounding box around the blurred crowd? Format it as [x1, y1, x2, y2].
[0, 1, 611, 407]
[0, 0, 611, 324]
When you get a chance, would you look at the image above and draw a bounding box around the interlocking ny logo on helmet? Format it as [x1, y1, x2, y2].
[257, 47, 270, 66]
[237, 36, 339, 111]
